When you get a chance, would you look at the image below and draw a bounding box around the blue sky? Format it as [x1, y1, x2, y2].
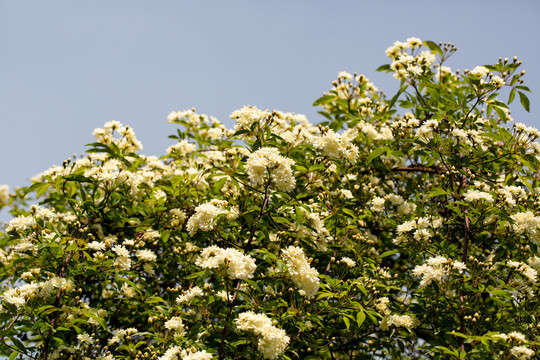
[1, 0, 539, 194]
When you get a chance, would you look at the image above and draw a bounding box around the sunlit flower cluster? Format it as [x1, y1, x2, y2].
[235, 311, 290, 359]
[281, 246, 320, 298]
[245, 147, 296, 191]
[195, 246, 256, 280]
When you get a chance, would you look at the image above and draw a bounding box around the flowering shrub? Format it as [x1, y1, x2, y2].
[0, 38, 539, 359]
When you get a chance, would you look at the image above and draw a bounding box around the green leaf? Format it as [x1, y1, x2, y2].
[516, 85, 531, 92]
[490, 289, 511, 299]
[342, 208, 355, 218]
[146, 296, 167, 304]
[426, 188, 448, 198]
[518, 91, 530, 112]
[10, 336, 26, 353]
[186, 270, 206, 279]
[356, 311, 366, 328]
[493, 106, 507, 122]
[294, 206, 304, 225]
[308, 164, 325, 172]
[376, 64, 392, 72]
[508, 88, 516, 104]
[63, 174, 92, 183]
[379, 249, 398, 259]
[423, 40, 443, 57]
[388, 85, 408, 110]
[367, 147, 387, 163]
[342, 315, 350, 330]
[9, 351, 19, 360]
[312, 95, 335, 106]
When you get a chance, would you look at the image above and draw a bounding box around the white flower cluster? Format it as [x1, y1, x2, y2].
[107, 328, 139, 346]
[312, 129, 359, 164]
[167, 109, 211, 128]
[230, 105, 270, 132]
[451, 127, 486, 150]
[112, 244, 131, 271]
[245, 147, 296, 192]
[357, 120, 394, 141]
[469, 66, 490, 78]
[158, 345, 213, 360]
[375, 297, 418, 330]
[510, 346, 535, 359]
[136, 249, 157, 262]
[176, 286, 204, 304]
[2, 277, 75, 309]
[414, 119, 439, 143]
[186, 199, 227, 236]
[339, 257, 356, 267]
[510, 210, 540, 244]
[166, 140, 197, 157]
[386, 38, 436, 80]
[497, 185, 527, 209]
[0, 184, 9, 205]
[463, 189, 494, 204]
[164, 316, 185, 337]
[294, 207, 330, 250]
[514, 123, 540, 145]
[281, 246, 320, 298]
[507, 261, 537, 283]
[5, 215, 36, 233]
[380, 314, 418, 331]
[412, 256, 466, 287]
[371, 197, 385, 212]
[92, 120, 142, 152]
[394, 216, 442, 245]
[235, 311, 290, 359]
[195, 246, 256, 280]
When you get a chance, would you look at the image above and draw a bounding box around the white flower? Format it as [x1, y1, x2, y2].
[492, 75, 505, 87]
[469, 66, 489, 78]
[164, 316, 185, 337]
[406, 37, 423, 47]
[136, 249, 157, 262]
[463, 189, 494, 204]
[413, 256, 464, 287]
[6, 215, 36, 233]
[511, 346, 535, 359]
[245, 147, 296, 192]
[397, 220, 416, 234]
[230, 105, 270, 132]
[312, 129, 359, 164]
[176, 286, 204, 304]
[195, 246, 256, 280]
[113, 245, 130, 258]
[281, 246, 320, 298]
[511, 211, 540, 243]
[337, 71, 353, 80]
[0, 185, 10, 205]
[235, 311, 290, 360]
[87, 241, 106, 251]
[3, 289, 26, 308]
[77, 333, 93, 344]
[340, 257, 356, 267]
[371, 197, 385, 212]
[186, 200, 227, 236]
[508, 261, 537, 283]
[180, 349, 213, 360]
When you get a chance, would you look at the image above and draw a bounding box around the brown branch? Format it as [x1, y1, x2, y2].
[219, 183, 272, 359]
[42, 250, 73, 360]
[391, 166, 444, 174]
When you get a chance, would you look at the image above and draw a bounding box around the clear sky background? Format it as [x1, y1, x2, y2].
[1, 1, 539, 197]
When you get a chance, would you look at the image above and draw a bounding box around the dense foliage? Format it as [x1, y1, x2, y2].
[0, 38, 538, 359]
